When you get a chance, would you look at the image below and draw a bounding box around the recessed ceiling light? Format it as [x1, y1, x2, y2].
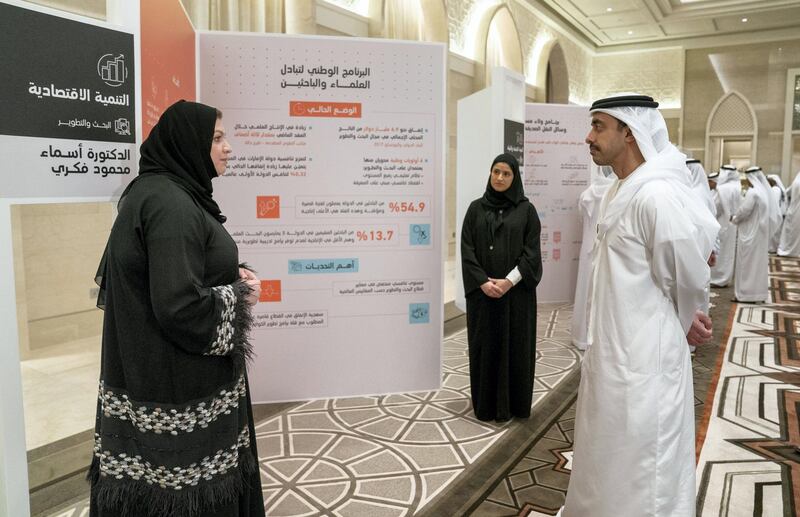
[741, 17, 748, 22]
[627, 30, 634, 35]
[606, 7, 613, 12]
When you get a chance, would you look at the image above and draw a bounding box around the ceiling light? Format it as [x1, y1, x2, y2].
[606, 7, 613, 12]
[741, 17, 748, 22]
[627, 30, 634, 35]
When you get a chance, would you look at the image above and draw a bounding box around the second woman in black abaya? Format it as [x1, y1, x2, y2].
[461, 154, 542, 422]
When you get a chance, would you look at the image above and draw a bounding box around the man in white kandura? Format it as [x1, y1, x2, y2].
[561, 94, 718, 517]
[768, 174, 787, 252]
[732, 167, 770, 303]
[710, 165, 741, 287]
[571, 164, 614, 350]
[686, 159, 716, 216]
[778, 171, 800, 257]
[749, 167, 782, 255]
[685, 158, 717, 316]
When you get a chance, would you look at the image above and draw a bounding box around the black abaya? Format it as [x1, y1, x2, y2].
[90, 102, 264, 517]
[461, 197, 542, 421]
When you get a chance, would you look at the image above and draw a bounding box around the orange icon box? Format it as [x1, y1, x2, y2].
[257, 196, 280, 219]
[259, 280, 281, 302]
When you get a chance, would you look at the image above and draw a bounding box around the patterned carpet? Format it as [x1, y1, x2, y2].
[696, 255, 800, 516]
[43, 303, 581, 517]
[43, 255, 800, 517]
[475, 256, 799, 517]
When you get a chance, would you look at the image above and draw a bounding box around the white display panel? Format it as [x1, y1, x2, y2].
[523, 103, 592, 302]
[198, 32, 446, 402]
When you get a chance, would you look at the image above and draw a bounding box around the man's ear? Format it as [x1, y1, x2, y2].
[624, 128, 635, 142]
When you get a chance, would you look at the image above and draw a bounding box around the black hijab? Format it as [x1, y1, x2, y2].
[137, 100, 225, 222]
[480, 154, 528, 240]
[95, 101, 223, 308]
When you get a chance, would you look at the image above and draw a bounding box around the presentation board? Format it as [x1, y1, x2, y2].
[524, 103, 592, 302]
[198, 32, 446, 401]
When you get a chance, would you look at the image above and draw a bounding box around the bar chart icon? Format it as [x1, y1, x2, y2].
[97, 54, 127, 86]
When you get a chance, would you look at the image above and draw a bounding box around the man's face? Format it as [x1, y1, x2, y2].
[708, 179, 717, 190]
[586, 112, 628, 166]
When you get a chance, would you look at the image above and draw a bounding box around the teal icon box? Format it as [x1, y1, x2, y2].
[409, 303, 430, 324]
[410, 224, 430, 245]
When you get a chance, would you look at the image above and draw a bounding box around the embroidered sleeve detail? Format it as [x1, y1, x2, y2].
[93, 426, 251, 490]
[203, 282, 254, 375]
[98, 376, 246, 435]
[206, 285, 236, 356]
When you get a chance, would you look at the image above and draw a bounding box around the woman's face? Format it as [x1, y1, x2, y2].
[490, 162, 514, 192]
[210, 118, 232, 176]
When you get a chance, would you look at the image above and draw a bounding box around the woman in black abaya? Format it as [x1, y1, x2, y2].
[461, 154, 542, 422]
[89, 101, 265, 517]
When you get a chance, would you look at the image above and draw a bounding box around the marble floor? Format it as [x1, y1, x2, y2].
[21, 336, 101, 451]
[256, 304, 578, 516]
[443, 256, 455, 305]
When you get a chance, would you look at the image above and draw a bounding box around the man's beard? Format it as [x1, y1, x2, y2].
[589, 146, 609, 165]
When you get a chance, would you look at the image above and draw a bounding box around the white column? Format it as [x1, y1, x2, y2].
[0, 199, 30, 517]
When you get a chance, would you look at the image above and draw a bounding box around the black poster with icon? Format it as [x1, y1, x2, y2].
[504, 118, 524, 168]
[0, 3, 135, 143]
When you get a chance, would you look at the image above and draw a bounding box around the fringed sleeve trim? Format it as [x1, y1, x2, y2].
[205, 280, 254, 376]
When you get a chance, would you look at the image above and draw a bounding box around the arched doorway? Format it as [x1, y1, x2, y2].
[705, 91, 757, 172]
[527, 37, 569, 104]
[545, 42, 569, 103]
[485, 7, 523, 85]
[469, 5, 523, 88]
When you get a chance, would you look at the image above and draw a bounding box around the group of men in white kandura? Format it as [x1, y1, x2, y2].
[709, 164, 796, 303]
[566, 92, 800, 516]
[574, 161, 800, 334]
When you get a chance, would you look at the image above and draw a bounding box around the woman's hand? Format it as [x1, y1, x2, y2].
[239, 268, 261, 306]
[489, 278, 513, 296]
[481, 279, 512, 298]
[480, 281, 503, 298]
